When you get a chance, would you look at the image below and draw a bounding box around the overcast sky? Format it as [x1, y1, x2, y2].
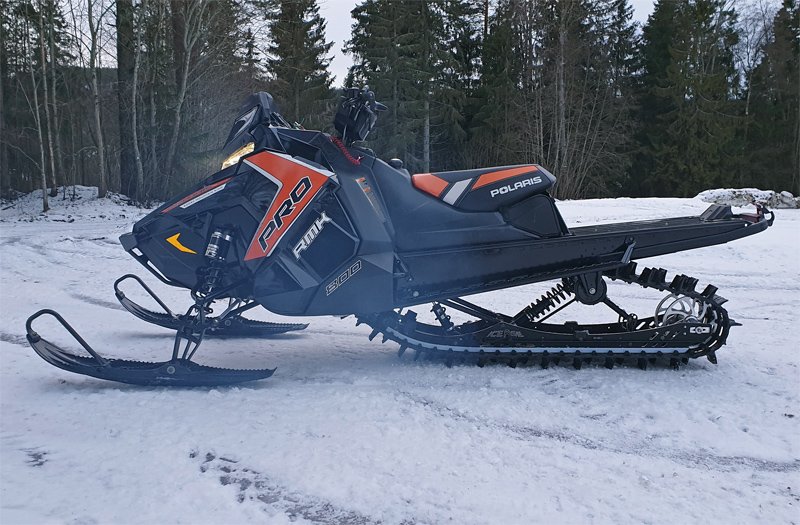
[317, 0, 658, 85]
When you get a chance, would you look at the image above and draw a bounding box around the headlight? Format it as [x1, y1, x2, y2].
[221, 142, 255, 169]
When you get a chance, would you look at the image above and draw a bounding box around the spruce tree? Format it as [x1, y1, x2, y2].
[630, 0, 679, 195]
[746, 0, 799, 194]
[261, 0, 334, 130]
[346, 0, 479, 172]
[469, 1, 525, 167]
[636, 0, 742, 197]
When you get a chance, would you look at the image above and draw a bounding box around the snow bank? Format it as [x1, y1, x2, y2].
[697, 188, 800, 209]
[1, 190, 798, 524]
[0, 185, 154, 224]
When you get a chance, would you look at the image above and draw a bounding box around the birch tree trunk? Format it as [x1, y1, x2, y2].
[165, 0, 204, 191]
[38, 0, 58, 196]
[87, 0, 107, 198]
[131, 0, 145, 202]
[556, 17, 567, 183]
[24, 17, 49, 211]
[48, 0, 65, 198]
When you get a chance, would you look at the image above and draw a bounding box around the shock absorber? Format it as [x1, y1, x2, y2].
[200, 230, 233, 296]
[431, 302, 454, 331]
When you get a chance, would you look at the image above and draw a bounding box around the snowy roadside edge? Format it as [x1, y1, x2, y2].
[697, 188, 800, 209]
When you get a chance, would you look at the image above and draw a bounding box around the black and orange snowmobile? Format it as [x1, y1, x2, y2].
[26, 88, 774, 386]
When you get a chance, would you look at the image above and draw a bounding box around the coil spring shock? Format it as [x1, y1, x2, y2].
[199, 230, 233, 296]
[524, 281, 573, 321]
[431, 302, 454, 331]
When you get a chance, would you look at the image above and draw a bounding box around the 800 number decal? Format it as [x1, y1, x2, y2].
[326, 260, 362, 296]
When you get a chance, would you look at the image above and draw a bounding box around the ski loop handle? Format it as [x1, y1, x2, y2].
[26, 309, 108, 366]
[114, 274, 175, 318]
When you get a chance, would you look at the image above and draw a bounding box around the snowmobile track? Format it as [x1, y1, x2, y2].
[359, 263, 732, 370]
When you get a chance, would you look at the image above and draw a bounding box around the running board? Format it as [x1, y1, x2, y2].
[396, 205, 772, 305]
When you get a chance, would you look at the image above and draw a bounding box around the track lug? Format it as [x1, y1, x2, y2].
[368, 329, 379, 341]
[540, 352, 550, 369]
[397, 345, 407, 358]
[706, 352, 718, 364]
[413, 348, 423, 361]
[637, 357, 647, 370]
[604, 355, 614, 369]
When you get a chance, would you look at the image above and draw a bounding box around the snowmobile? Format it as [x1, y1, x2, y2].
[25, 87, 774, 386]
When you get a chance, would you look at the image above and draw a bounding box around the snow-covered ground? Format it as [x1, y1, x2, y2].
[698, 188, 800, 209]
[1, 188, 798, 524]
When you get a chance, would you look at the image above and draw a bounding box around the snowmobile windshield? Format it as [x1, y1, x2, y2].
[222, 92, 292, 158]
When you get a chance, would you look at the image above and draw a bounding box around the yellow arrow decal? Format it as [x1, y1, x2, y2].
[166, 233, 197, 254]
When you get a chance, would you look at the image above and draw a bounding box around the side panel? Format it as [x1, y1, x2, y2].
[252, 164, 396, 316]
[243, 150, 335, 261]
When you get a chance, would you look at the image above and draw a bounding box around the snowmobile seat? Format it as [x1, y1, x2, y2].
[411, 164, 555, 212]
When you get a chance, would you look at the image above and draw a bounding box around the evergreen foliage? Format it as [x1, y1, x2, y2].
[259, 0, 335, 130]
[637, 0, 742, 196]
[0, 0, 797, 208]
[346, 0, 480, 172]
[746, 0, 799, 194]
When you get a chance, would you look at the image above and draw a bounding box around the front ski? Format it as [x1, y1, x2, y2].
[114, 274, 307, 337]
[26, 310, 274, 386]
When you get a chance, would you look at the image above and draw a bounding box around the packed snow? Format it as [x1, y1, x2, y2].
[1, 187, 798, 524]
[698, 188, 800, 209]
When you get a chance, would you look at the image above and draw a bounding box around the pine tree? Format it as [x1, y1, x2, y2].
[636, 0, 742, 197]
[347, 0, 417, 163]
[746, 0, 799, 194]
[630, 0, 679, 195]
[261, 0, 334, 131]
[346, 0, 478, 172]
[469, 1, 525, 167]
[429, 0, 482, 170]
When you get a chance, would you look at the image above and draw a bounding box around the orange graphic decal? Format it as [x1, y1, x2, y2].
[472, 166, 538, 190]
[244, 151, 333, 261]
[165, 233, 197, 254]
[412, 173, 449, 197]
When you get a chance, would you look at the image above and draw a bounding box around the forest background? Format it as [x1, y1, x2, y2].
[0, 0, 797, 211]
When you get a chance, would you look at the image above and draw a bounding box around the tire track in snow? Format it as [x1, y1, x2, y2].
[397, 390, 800, 474]
[0, 332, 28, 347]
[14, 236, 127, 272]
[69, 292, 125, 311]
[194, 451, 404, 524]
